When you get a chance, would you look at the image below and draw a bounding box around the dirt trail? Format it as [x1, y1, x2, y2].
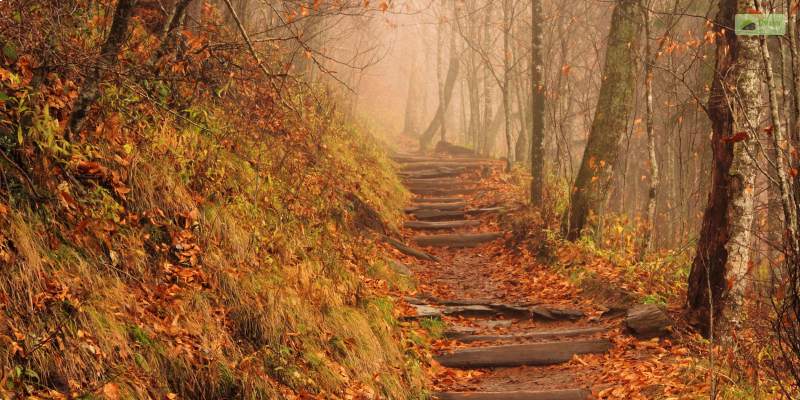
[393, 153, 617, 400]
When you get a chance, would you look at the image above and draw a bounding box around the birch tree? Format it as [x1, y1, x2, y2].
[686, 0, 761, 337]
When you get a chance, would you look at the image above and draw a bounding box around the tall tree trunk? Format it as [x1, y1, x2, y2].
[467, 60, 481, 151]
[641, 0, 659, 256]
[761, 22, 800, 258]
[686, 0, 761, 338]
[530, 0, 545, 206]
[67, 0, 138, 138]
[480, 6, 494, 156]
[501, 0, 514, 171]
[564, 0, 642, 240]
[513, 67, 530, 164]
[436, 0, 448, 144]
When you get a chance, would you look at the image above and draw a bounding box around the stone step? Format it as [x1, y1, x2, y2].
[435, 339, 612, 369]
[404, 220, 481, 230]
[432, 390, 590, 400]
[413, 232, 503, 248]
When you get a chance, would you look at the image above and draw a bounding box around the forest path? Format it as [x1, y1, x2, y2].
[392, 153, 615, 400]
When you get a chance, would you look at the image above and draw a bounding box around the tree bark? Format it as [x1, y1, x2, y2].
[529, 0, 545, 206]
[481, 6, 494, 157]
[436, 0, 448, 144]
[564, 0, 642, 240]
[67, 0, 138, 138]
[686, 0, 761, 337]
[150, 0, 194, 66]
[761, 21, 800, 257]
[641, 0, 659, 256]
[501, 0, 514, 171]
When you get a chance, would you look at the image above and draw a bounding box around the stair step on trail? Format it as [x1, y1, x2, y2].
[404, 220, 481, 230]
[448, 326, 608, 343]
[435, 339, 612, 369]
[404, 178, 476, 186]
[413, 232, 503, 248]
[412, 209, 467, 221]
[401, 161, 493, 172]
[410, 187, 478, 196]
[401, 168, 467, 179]
[432, 390, 590, 400]
[391, 155, 493, 164]
[405, 203, 466, 213]
[414, 197, 466, 204]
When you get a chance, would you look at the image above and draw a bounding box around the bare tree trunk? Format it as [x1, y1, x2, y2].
[501, 0, 514, 171]
[686, 0, 760, 338]
[564, 0, 642, 240]
[419, 57, 460, 151]
[513, 66, 530, 164]
[150, 0, 194, 66]
[436, 0, 448, 144]
[480, 6, 494, 156]
[67, 0, 138, 138]
[761, 26, 800, 256]
[640, 0, 659, 256]
[530, 0, 545, 206]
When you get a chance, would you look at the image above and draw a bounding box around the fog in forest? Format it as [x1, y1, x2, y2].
[6, 0, 800, 397]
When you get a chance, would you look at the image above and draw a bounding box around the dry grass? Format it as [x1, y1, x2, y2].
[0, 85, 423, 399]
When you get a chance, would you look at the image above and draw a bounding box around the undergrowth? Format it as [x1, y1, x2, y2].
[504, 170, 791, 398]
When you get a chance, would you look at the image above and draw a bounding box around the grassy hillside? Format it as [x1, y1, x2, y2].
[0, 4, 423, 398]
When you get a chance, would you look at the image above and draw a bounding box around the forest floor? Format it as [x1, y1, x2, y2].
[383, 148, 712, 399]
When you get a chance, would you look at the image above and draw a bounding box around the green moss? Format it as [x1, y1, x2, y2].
[128, 325, 156, 348]
[419, 317, 446, 340]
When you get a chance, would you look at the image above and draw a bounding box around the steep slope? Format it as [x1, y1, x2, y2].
[0, 4, 424, 398]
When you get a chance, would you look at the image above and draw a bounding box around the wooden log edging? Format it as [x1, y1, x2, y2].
[382, 236, 439, 262]
[435, 339, 612, 369]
